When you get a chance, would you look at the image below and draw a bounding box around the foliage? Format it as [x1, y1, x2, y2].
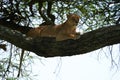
[0, 0, 120, 79]
[0, 43, 34, 80]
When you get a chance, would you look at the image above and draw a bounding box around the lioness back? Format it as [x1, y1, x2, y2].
[27, 14, 80, 41]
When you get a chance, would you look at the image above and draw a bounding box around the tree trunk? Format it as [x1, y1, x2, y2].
[0, 21, 120, 57]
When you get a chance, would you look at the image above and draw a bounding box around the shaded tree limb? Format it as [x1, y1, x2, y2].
[28, 0, 55, 25]
[0, 20, 32, 34]
[17, 49, 25, 77]
[0, 22, 120, 57]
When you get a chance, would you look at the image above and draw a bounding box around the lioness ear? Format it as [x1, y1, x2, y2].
[67, 14, 69, 18]
[67, 14, 72, 18]
[77, 15, 80, 19]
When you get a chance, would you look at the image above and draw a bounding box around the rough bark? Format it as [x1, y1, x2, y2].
[0, 22, 120, 57]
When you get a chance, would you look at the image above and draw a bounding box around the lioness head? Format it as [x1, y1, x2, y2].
[67, 14, 80, 26]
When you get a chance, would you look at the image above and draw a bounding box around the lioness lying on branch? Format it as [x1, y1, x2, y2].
[27, 14, 80, 41]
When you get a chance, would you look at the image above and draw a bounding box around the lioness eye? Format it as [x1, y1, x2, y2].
[76, 20, 78, 23]
[74, 19, 78, 23]
[72, 18, 79, 23]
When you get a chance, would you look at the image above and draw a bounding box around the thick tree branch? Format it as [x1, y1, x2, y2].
[0, 23, 120, 57]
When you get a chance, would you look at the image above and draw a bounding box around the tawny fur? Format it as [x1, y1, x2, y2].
[27, 14, 80, 41]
